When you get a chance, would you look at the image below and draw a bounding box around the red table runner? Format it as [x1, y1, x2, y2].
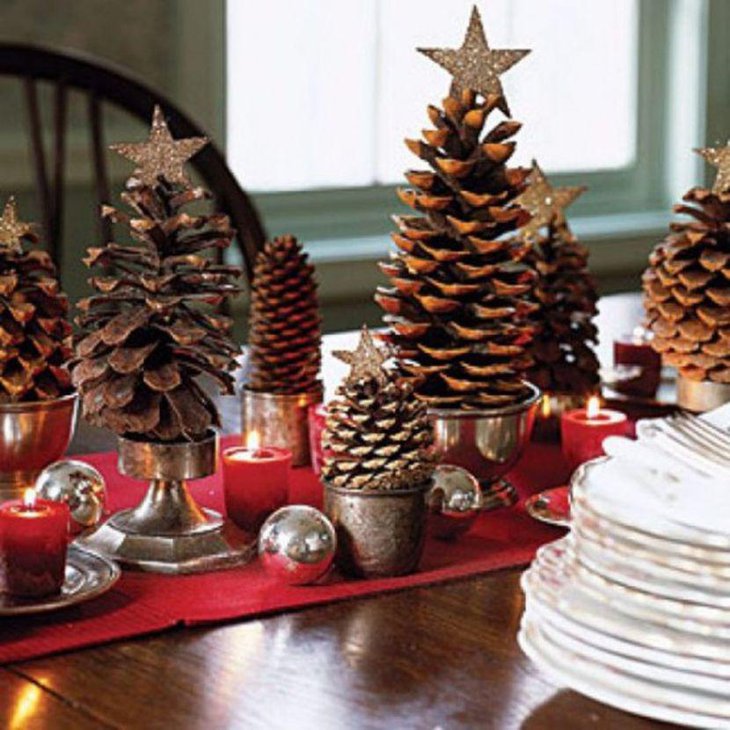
[0, 437, 569, 665]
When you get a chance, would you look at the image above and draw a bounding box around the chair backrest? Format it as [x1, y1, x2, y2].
[0, 42, 266, 281]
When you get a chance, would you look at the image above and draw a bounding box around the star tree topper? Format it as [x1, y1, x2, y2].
[696, 142, 730, 196]
[0, 197, 34, 254]
[418, 5, 529, 117]
[333, 326, 390, 386]
[111, 105, 208, 187]
[515, 161, 585, 240]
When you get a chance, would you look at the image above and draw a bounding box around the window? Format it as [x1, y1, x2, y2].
[228, 0, 638, 191]
[226, 1, 709, 254]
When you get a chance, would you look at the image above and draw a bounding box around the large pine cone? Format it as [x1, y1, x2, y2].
[0, 239, 72, 402]
[643, 187, 730, 382]
[528, 220, 599, 395]
[375, 89, 538, 409]
[71, 180, 243, 442]
[247, 235, 321, 394]
[322, 376, 435, 491]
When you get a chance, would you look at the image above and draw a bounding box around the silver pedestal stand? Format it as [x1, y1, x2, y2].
[78, 432, 253, 574]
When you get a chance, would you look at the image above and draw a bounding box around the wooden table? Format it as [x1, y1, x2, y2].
[1, 293, 678, 730]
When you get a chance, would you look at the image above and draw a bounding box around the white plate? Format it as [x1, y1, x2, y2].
[523, 581, 730, 679]
[519, 618, 730, 729]
[525, 599, 730, 692]
[572, 527, 730, 608]
[572, 497, 730, 568]
[572, 514, 730, 589]
[532, 539, 730, 639]
[572, 458, 730, 551]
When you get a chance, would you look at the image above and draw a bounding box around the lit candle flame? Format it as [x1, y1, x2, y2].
[586, 395, 601, 420]
[246, 430, 261, 450]
[22, 488, 36, 510]
[540, 395, 551, 418]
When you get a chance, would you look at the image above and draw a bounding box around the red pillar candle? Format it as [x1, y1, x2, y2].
[560, 396, 629, 473]
[613, 327, 662, 398]
[0, 489, 69, 597]
[308, 403, 327, 476]
[222, 441, 292, 534]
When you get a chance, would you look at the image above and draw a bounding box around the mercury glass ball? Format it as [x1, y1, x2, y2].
[35, 460, 107, 534]
[258, 505, 336, 585]
[426, 464, 483, 540]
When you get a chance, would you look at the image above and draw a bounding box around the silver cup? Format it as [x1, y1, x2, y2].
[429, 383, 541, 501]
[242, 388, 323, 467]
[677, 376, 730, 413]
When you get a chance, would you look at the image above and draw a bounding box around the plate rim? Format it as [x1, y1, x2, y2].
[0, 545, 120, 617]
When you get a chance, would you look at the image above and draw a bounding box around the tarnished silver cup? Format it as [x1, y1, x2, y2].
[242, 388, 323, 467]
[677, 375, 730, 413]
[78, 431, 253, 574]
[429, 383, 541, 503]
[324, 481, 430, 578]
[0, 391, 78, 501]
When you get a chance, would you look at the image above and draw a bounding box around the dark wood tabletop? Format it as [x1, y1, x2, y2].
[1, 293, 681, 730]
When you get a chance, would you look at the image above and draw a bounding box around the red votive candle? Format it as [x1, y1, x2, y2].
[560, 396, 628, 473]
[308, 403, 327, 476]
[614, 327, 662, 398]
[0, 489, 69, 597]
[222, 440, 292, 534]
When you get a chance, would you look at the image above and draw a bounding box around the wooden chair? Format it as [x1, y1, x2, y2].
[0, 42, 267, 280]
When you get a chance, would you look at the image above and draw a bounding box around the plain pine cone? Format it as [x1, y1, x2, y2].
[247, 235, 322, 395]
[643, 187, 730, 383]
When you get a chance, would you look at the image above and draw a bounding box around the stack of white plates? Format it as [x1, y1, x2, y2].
[519, 455, 730, 729]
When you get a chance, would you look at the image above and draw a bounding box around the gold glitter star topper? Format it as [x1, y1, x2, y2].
[111, 105, 208, 187]
[515, 161, 585, 240]
[334, 326, 390, 385]
[0, 197, 34, 253]
[696, 142, 730, 196]
[418, 5, 529, 117]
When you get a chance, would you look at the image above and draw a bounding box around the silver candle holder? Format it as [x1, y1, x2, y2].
[242, 387, 323, 466]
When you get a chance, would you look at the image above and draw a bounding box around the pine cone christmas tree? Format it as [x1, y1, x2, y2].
[71, 106, 243, 442]
[322, 327, 435, 490]
[515, 162, 599, 396]
[375, 10, 538, 409]
[0, 198, 73, 402]
[247, 235, 321, 394]
[526, 219, 600, 395]
[643, 144, 730, 383]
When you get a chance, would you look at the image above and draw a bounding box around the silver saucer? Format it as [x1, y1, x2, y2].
[0, 545, 120, 616]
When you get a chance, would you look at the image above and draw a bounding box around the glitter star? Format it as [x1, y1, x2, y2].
[0, 197, 34, 253]
[333, 326, 390, 385]
[110, 105, 208, 187]
[515, 161, 585, 240]
[696, 142, 730, 196]
[418, 6, 529, 117]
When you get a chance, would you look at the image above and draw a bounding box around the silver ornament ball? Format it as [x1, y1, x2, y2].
[426, 464, 482, 540]
[35, 460, 107, 533]
[258, 505, 336, 585]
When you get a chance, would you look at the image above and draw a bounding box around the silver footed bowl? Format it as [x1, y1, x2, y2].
[0, 391, 78, 501]
[429, 382, 541, 487]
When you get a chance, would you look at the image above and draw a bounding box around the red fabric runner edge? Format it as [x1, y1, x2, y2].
[0, 436, 569, 665]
